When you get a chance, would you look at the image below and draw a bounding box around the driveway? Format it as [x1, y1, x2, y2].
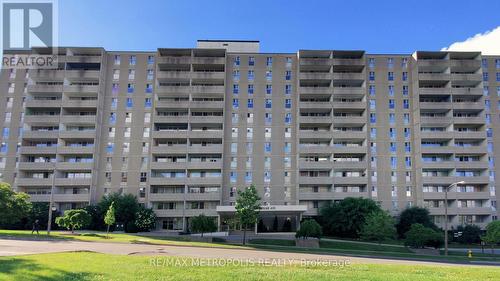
[0, 238, 489, 267]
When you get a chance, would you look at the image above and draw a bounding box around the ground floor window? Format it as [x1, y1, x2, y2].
[162, 218, 183, 230]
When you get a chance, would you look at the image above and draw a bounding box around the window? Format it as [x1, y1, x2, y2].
[284, 142, 291, 153]
[248, 70, 254, 80]
[264, 142, 271, 153]
[145, 98, 152, 108]
[233, 70, 240, 81]
[401, 58, 408, 68]
[391, 157, 397, 169]
[390, 142, 397, 153]
[483, 72, 489, 81]
[127, 83, 134, 93]
[285, 70, 292, 80]
[388, 99, 395, 109]
[403, 99, 409, 109]
[265, 127, 272, 138]
[369, 72, 375, 81]
[388, 72, 394, 81]
[233, 84, 239, 94]
[387, 58, 394, 68]
[265, 99, 272, 109]
[113, 70, 120, 80]
[114, 55, 120, 65]
[388, 85, 394, 96]
[285, 99, 292, 109]
[389, 113, 395, 123]
[265, 113, 272, 124]
[234, 56, 240, 66]
[109, 113, 116, 124]
[248, 56, 255, 66]
[266, 85, 272, 94]
[248, 84, 254, 94]
[369, 85, 376, 96]
[265, 70, 272, 81]
[402, 72, 408, 81]
[2, 128, 9, 138]
[405, 157, 412, 168]
[147, 56, 154, 65]
[106, 143, 114, 153]
[266, 57, 272, 67]
[129, 55, 136, 65]
[147, 69, 154, 80]
[285, 85, 292, 95]
[368, 58, 375, 68]
[370, 113, 376, 124]
[232, 99, 239, 109]
[369, 99, 376, 110]
[285, 113, 292, 124]
[402, 86, 408, 96]
[126, 98, 133, 108]
[146, 84, 153, 93]
[128, 69, 135, 80]
[247, 99, 254, 108]
[370, 128, 377, 139]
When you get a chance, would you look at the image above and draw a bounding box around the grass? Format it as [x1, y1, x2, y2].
[0, 230, 244, 249]
[1, 230, 499, 264]
[0, 252, 499, 281]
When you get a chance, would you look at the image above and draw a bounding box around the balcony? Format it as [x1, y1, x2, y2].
[299, 159, 332, 169]
[332, 101, 366, 110]
[152, 130, 188, 139]
[19, 146, 57, 154]
[300, 116, 332, 124]
[299, 87, 331, 95]
[186, 161, 223, 170]
[156, 100, 190, 108]
[299, 72, 331, 80]
[22, 130, 59, 139]
[148, 193, 185, 201]
[299, 177, 333, 185]
[151, 145, 188, 154]
[63, 85, 99, 93]
[153, 209, 185, 217]
[334, 177, 367, 185]
[299, 146, 332, 154]
[334, 160, 367, 169]
[53, 194, 90, 202]
[149, 177, 187, 186]
[154, 115, 189, 123]
[28, 69, 65, 80]
[420, 131, 454, 139]
[191, 85, 224, 94]
[332, 58, 364, 66]
[419, 102, 452, 110]
[188, 145, 223, 154]
[418, 88, 451, 95]
[449, 60, 481, 69]
[189, 116, 224, 124]
[191, 72, 225, 80]
[59, 130, 96, 139]
[60, 115, 97, 124]
[298, 131, 331, 139]
[451, 88, 482, 95]
[453, 117, 485, 125]
[454, 146, 487, 154]
[333, 87, 365, 96]
[299, 58, 332, 66]
[451, 73, 482, 81]
[420, 116, 452, 125]
[56, 162, 94, 170]
[418, 73, 450, 81]
[16, 178, 53, 186]
[191, 57, 225, 65]
[25, 99, 62, 108]
[62, 99, 98, 108]
[333, 116, 366, 124]
[156, 71, 190, 80]
[55, 178, 92, 186]
[185, 192, 221, 201]
[57, 146, 94, 154]
[422, 192, 490, 200]
[452, 102, 483, 111]
[156, 86, 191, 94]
[24, 115, 60, 124]
[27, 194, 50, 202]
[157, 56, 191, 65]
[188, 130, 223, 139]
[454, 161, 489, 169]
[150, 162, 188, 170]
[18, 162, 55, 170]
[65, 55, 102, 63]
[299, 102, 332, 109]
[332, 73, 364, 80]
[27, 84, 63, 93]
[65, 70, 100, 80]
[190, 101, 224, 109]
[187, 177, 222, 185]
[333, 146, 367, 154]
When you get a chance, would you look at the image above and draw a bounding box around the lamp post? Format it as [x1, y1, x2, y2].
[444, 180, 465, 256]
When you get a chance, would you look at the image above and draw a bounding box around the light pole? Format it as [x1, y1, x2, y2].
[444, 180, 465, 256]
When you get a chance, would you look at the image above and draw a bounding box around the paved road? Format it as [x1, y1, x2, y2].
[0, 239, 488, 267]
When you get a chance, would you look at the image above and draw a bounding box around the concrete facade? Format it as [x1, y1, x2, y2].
[0, 40, 498, 231]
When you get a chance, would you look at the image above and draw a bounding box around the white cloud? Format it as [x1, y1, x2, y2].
[441, 26, 500, 55]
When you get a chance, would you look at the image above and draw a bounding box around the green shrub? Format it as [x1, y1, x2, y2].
[296, 219, 322, 239]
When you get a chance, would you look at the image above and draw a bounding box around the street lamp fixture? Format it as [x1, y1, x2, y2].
[444, 180, 465, 256]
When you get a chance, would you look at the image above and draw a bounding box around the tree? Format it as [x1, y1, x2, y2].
[235, 185, 261, 245]
[27, 202, 53, 230]
[455, 225, 481, 245]
[320, 197, 381, 238]
[134, 206, 157, 232]
[97, 193, 139, 232]
[359, 211, 397, 244]
[190, 214, 217, 237]
[0, 182, 32, 229]
[296, 219, 322, 239]
[104, 202, 116, 237]
[404, 223, 443, 249]
[482, 221, 500, 254]
[396, 207, 436, 238]
[55, 209, 91, 233]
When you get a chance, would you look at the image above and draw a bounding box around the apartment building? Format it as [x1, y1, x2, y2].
[0, 40, 498, 232]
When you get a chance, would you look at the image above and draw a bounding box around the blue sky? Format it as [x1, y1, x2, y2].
[58, 0, 500, 53]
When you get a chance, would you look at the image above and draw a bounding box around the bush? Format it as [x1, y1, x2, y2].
[404, 223, 443, 249]
[320, 197, 381, 238]
[359, 211, 397, 244]
[296, 219, 322, 239]
[455, 225, 482, 244]
[482, 221, 500, 250]
[396, 207, 437, 238]
[55, 209, 91, 233]
[134, 206, 156, 232]
[190, 214, 217, 237]
[0, 182, 32, 229]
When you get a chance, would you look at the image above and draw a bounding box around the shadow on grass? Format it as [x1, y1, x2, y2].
[0, 257, 94, 281]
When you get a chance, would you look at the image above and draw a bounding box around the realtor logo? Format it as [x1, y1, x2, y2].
[1, 0, 58, 69]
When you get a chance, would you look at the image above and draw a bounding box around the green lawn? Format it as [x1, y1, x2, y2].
[0, 252, 499, 281]
[249, 239, 411, 253]
[0, 230, 244, 249]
